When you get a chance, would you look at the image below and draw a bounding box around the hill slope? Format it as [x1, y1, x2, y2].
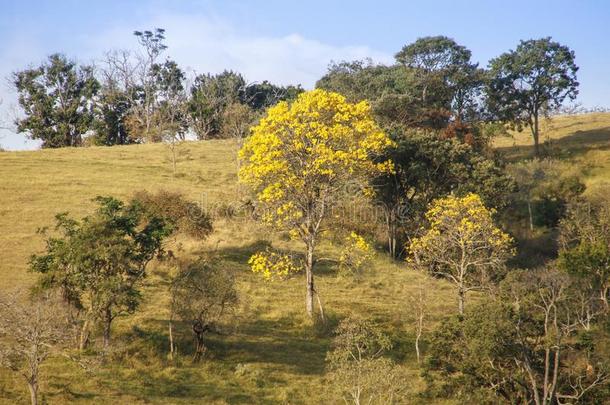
[0, 113, 609, 404]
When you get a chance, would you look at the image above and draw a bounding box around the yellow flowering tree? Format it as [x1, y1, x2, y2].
[239, 89, 394, 317]
[339, 232, 374, 275]
[408, 193, 514, 314]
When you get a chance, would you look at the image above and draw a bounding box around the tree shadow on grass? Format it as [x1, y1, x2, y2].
[128, 314, 333, 377]
[211, 316, 332, 376]
[497, 127, 610, 162]
[215, 239, 272, 264]
[101, 364, 256, 403]
[215, 240, 340, 276]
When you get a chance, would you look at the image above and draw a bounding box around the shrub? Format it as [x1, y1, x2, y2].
[133, 190, 213, 239]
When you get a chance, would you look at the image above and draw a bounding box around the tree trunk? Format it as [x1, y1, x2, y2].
[169, 320, 175, 360]
[533, 112, 540, 157]
[79, 317, 91, 351]
[601, 287, 608, 309]
[305, 240, 315, 318]
[103, 307, 112, 349]
[27, 379, 38, 405]
[171, 145, 177, 176]
[192, 321, 208, 362]
[543, 347, 550, 405]
[458, 286, 465, 315]
[527, 199, 534, 232]
[549, 347, 560, 403]
[415, 330, 421, 364]
[193, 333, 206, 362]
[385, 207, 397, 259]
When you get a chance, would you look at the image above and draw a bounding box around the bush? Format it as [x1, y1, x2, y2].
[133, 190, 213, 239]
[325, 316, 407, 403]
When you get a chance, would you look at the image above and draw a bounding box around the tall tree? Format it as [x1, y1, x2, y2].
[94, 50, 139, 145]
[395, 36, 484, 122]
[243, 81, 303, 111]
[239, 89, 394, 317]
[127, 28, 169, 142]
[373, 129, 514, 258]
[487, 37, 579, 156]
[317, 61, 433, 128]
[13, 54, 99, 148]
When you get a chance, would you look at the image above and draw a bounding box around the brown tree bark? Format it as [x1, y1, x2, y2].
[305, 239, 315, 318]
[458, 285, 465, 315]
[27, 379, 38, 405]
[192, 321, 209, 362]
[102, 307, 112, 349]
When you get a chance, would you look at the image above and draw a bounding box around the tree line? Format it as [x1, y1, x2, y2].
[13, 31, 578, 158]
[13, 28, 303, 148]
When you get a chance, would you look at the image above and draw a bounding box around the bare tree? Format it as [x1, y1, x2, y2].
[0, 292, 75, 405]
[171, 258, 238, 362]
[326, 316, 407, 404]
[406, 281, 427, 364]
[505, 267, 610, 405]
[131, 28, 168, 142]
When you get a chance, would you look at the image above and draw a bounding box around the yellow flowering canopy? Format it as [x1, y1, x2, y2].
[248, 249, 300, 281]
[409, 193, 514, 295]
[338, 232, 374, 274]
[239, 89, 394, 237]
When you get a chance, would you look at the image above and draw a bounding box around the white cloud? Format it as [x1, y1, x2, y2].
[91, 12, 393, 87]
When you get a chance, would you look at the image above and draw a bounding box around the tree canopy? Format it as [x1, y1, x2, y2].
[13, 54, 99, 148]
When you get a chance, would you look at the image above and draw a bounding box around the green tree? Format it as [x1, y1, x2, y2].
[153, 59, 189, 138]
[426, 267, 610, 404]
[93, 88, 133, 145]
[317, 61, 444, 129]
[94, 49, 139, 145]
[395, 35, 483, 121]
[30, 196, 173, 349]
[130, 28, 168, 142]
[559, 193, 610, 311]
[188, 70, 246, 139]
[507, 159, 585, 231]
[487, 37, 579, 156]
[13, 54, 99, 148]
[373, 129, 514, 258]
[243, 80, 303, 111]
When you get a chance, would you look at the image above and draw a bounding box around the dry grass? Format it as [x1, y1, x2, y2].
[0, 113, 609, 403]
[494, 112, 610, 191]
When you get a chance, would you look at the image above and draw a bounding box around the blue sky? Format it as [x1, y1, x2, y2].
[1, 0, 609, 149]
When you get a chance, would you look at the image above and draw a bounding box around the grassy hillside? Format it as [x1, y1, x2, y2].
[0, 113, 609, 404]
[495, 112, 610, 189]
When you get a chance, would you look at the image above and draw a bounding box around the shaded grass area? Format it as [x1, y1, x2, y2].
[1, 113, 609, 403]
